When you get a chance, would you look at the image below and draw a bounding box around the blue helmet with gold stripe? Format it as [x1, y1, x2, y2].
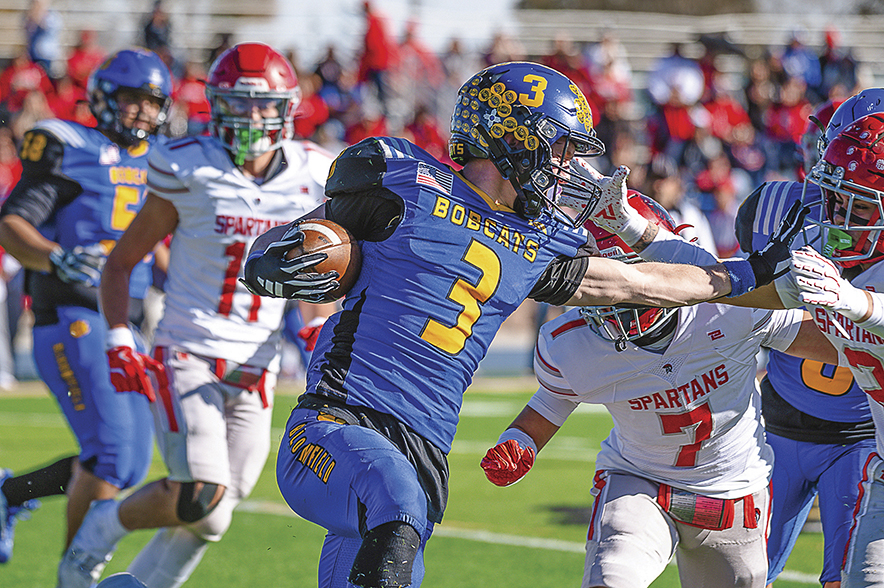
[449, 61, 605, 223]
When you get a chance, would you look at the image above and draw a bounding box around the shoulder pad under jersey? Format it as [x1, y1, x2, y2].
[735, 182, 767, 254]
[18, 124, 69, 176]
[325, 138, 387, 197]
[736, 181, 806, 253]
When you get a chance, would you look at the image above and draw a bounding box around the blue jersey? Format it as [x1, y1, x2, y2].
[736, 180, 872, 432]
[2, 119, 155, 324]
[306, 137, 589, 452]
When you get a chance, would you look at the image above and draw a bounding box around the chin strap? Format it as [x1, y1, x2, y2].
[475, 125, 539, 218]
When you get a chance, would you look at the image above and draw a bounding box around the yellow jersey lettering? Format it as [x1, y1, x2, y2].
[451, 204, 467, 226]
[511, 231, 525, 253]
[523, 239, 539, 262]
[467, 211, 482, 231]
[432, 196, 450, 219]
[496, 225, 511, 248]
[53, 343, 84, 411]
[483, 218, 498, 240]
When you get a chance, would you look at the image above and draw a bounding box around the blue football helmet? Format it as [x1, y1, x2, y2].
[819, 87, 884, 156]
[88, 48, 173, 145]
[449, 61, 605, 225]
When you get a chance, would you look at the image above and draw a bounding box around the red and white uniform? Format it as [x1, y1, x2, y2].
[533, 303, 802, 498]
[140, 136, 331, 542]
[778, 264, 884, 586]
[150, 136, 331, 370]
[532, 303, 802, 588]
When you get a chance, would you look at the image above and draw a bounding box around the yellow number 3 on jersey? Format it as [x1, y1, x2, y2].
[421, 240, 501, 355]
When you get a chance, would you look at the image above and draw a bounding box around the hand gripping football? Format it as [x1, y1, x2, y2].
[285, 219, 362, 301]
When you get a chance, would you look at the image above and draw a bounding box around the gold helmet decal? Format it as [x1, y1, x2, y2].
[570, 84, 594, 134]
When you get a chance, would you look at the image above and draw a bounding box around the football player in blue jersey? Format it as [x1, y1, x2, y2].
[239, 61, 795, 588]
[0, 48, 172, 563]
[735, 90, 884, 588]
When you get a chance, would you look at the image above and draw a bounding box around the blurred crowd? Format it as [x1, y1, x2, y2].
[0, 0, 868, 382]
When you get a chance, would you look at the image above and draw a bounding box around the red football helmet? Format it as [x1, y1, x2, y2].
[581, 191, 681, 349]
[805, 112, 884, 268]
[205, 43, 301, 164]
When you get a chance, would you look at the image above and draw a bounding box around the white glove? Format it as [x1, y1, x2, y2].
[586, 166, 648, 245]
[557, 156, 603, 215]
[791, 246, 871, 322]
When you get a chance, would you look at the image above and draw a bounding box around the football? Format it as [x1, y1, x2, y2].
[285, 218, 362, 302]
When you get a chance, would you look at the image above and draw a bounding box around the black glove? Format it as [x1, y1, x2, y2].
[746, 200, 809, 287]
[241, 225, 340, 301]
[49, 244, 106, 286]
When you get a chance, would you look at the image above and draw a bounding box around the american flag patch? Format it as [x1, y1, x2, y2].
[416, 162, 453, 194]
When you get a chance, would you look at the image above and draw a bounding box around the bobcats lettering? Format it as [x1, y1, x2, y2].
[109, 166, 148, 185]
[431, 195, 539, 261]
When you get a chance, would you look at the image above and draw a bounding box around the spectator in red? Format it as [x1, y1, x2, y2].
[764, 75, 812, 176]
[403, 104, 450, 165]
[702, 72, 751, 145]
[293, 72, 330, 140]
[173, 60, 210, 135]
[0, 48, 54, 115]
[397, 21, 444, 121]
[66, 30, 105, 92]
[48, 75, 83, 121]
[344, 101, 387, 145]
[0, 127, 21, 198]
[357, 1, 396, 116]
[542, 34, 593, 100]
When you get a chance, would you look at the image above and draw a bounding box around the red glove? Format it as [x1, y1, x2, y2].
[297, 317, 327, 352]
[107, 346, 167, 403]
[480, 438, 536, 487]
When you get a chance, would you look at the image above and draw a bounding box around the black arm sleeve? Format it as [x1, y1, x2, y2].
[323, 138, 403, 242]
[0, 129, 82, 226]
[528, 242, 594, 306]
[325, 191, 403, 242]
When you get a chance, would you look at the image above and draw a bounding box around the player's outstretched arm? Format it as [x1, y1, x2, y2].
[565, 255, 729, 307]
[100, 192, 177, 400]
[481, 406, 560, 487]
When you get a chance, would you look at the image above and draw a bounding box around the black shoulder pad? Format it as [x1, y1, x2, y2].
[18, 129, 65, 177]
[735, 182, 766, 254]
[325, 138, 387, 197]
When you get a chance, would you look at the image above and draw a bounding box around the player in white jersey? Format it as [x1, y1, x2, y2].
[56, 43, 335, 588]
[574, 113, 884, 586]
[481, 194, 837, 588]
[780, 112, 884, 588]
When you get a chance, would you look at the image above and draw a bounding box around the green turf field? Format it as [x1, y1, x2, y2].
[0, 378, 824, 587]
